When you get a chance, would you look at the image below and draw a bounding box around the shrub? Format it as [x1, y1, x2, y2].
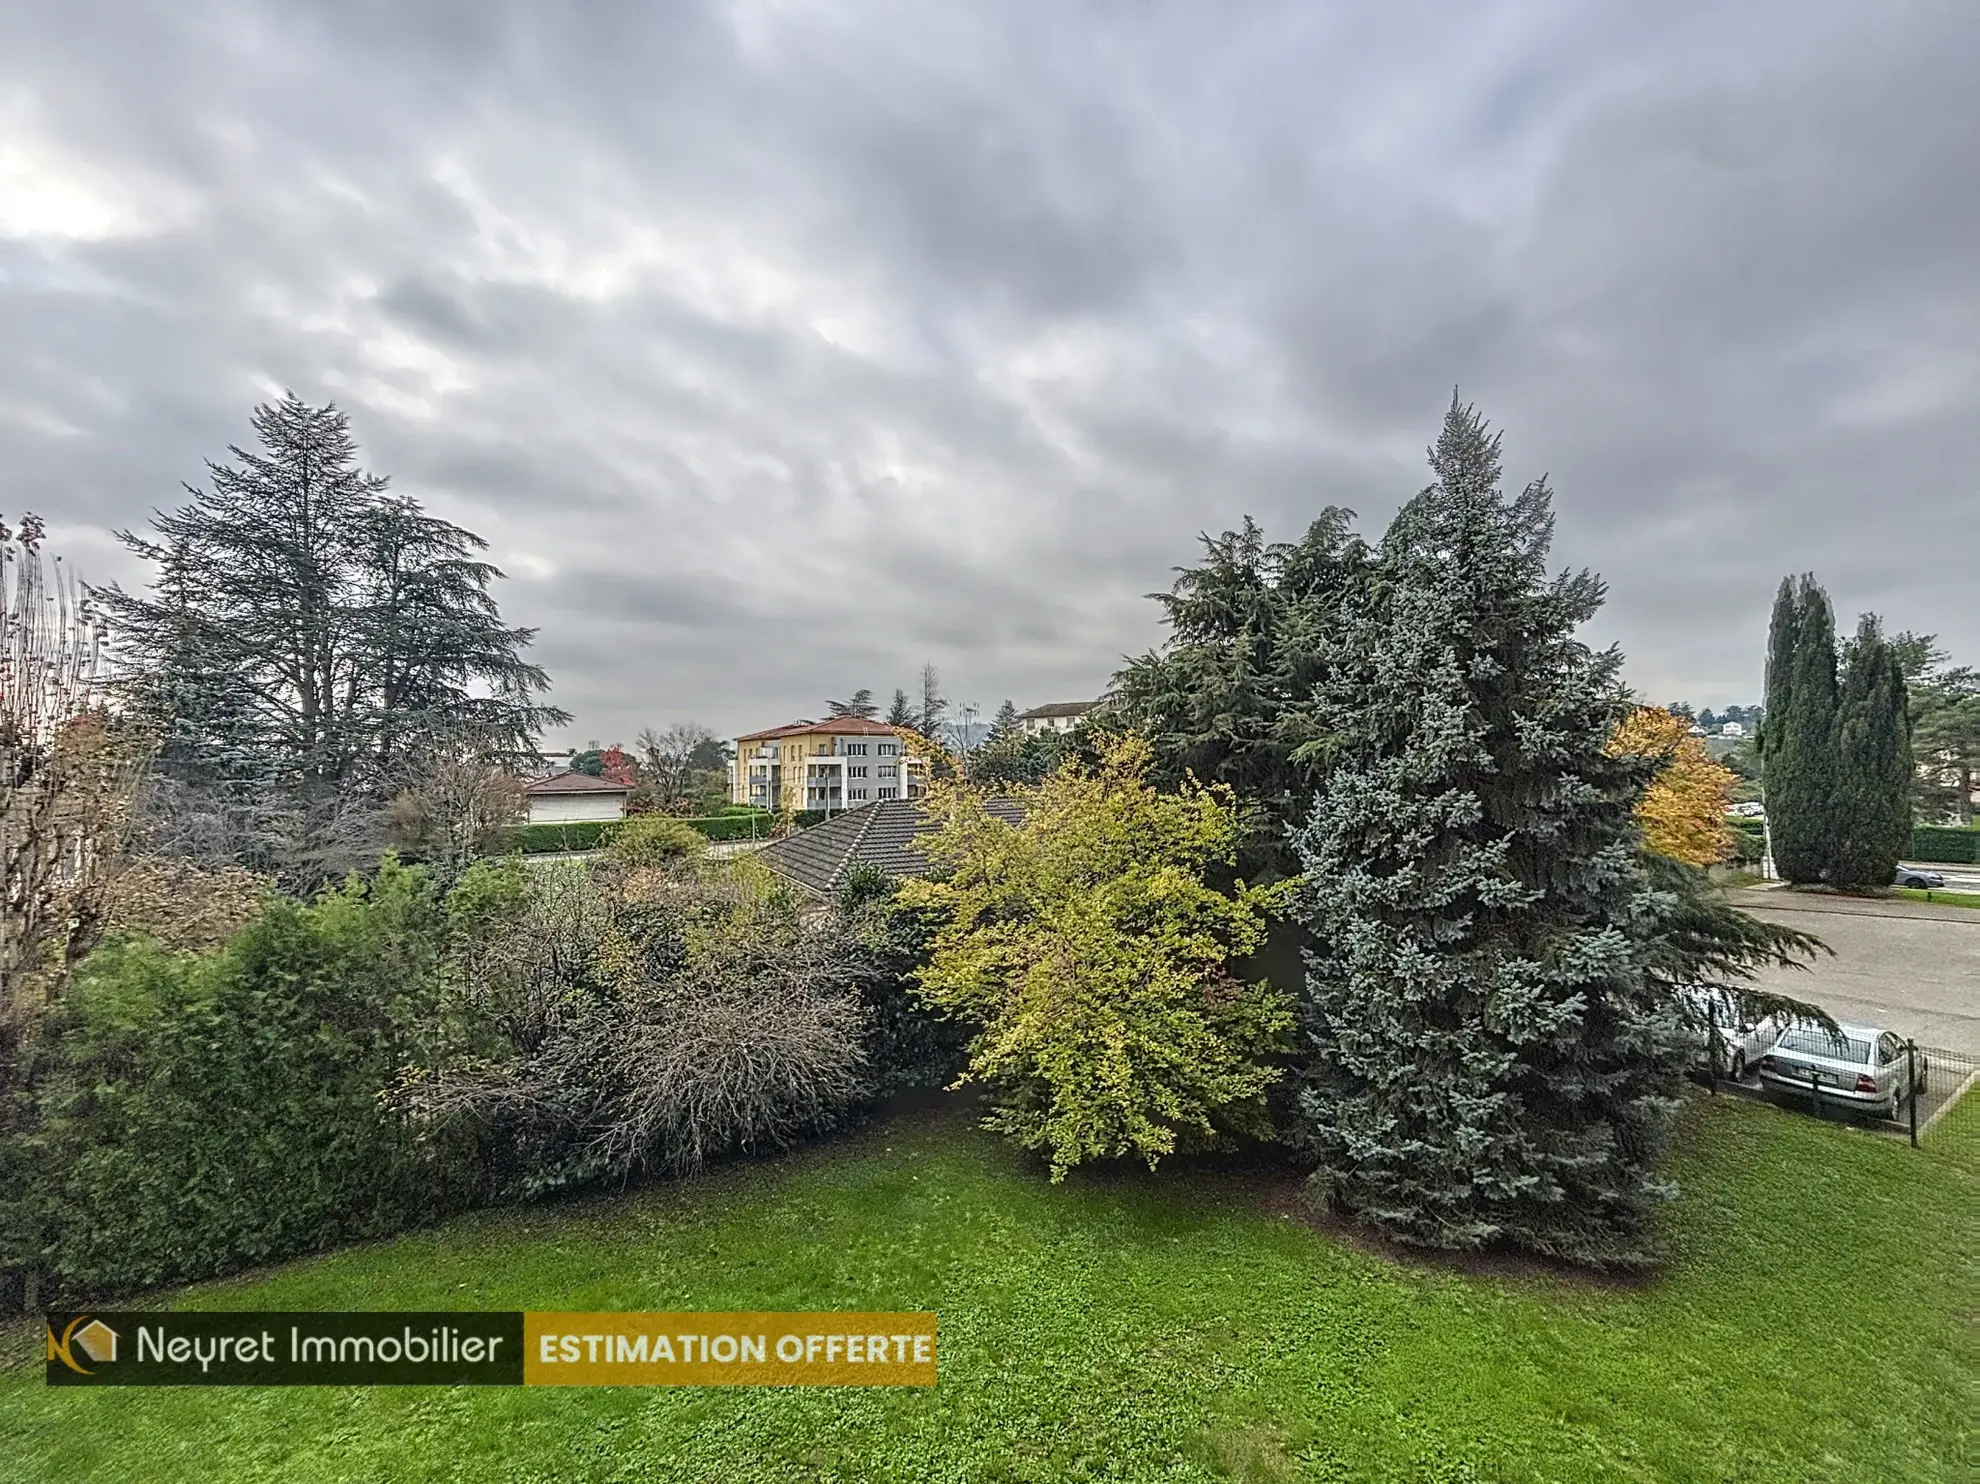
[903, 734, 1292, 1179]
[20, 861, 476, 1301]
[505, 820, 623, 854]
[606, 814, 708, 867]
[101, 856, 270, 953]
[392, 858, 871, 1195]
[1726, 818, 1766, 864]
[503, 813, 776, 854]
[837, 865, 967, 1097]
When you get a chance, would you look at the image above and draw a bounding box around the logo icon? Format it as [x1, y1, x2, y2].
[47, 1316, 119, 1374]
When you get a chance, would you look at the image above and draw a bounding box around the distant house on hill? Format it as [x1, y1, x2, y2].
[521, 771, 631, 825]
[756, 797, 1024, 899]
[1014, 701, 1097, 737]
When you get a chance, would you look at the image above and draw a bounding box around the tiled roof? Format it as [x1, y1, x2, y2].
[522, 772, 633, 794]
[1016, 701, 1096, 720]
[756, 798, 1025, 898]
[736, 717, 911, 743]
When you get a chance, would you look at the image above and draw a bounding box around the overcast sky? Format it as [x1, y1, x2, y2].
[5, 1, 1974, 746]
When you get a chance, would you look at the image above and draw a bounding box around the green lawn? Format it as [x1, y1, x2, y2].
[1897, 887, 1980, 910]
[4, 1093, 1974, 1483]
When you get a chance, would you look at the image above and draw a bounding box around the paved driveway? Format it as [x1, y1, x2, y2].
[1728, 889, 1980, 1054]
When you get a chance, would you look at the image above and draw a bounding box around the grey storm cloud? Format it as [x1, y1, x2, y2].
[2, 0, 1975, 745]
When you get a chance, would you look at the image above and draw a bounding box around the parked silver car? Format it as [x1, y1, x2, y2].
[1678, 988, 1783, 1081]
[1757, 1022, 1928, 1119]
[1894, 866, 1946, 889]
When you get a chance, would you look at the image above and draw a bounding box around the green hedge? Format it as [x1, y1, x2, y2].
[17, 863, 478, 1302]
[1910, 825, 1980, 864]
[505, 812, 784, 854]
[1725, 816, 1765, 863]
[1711, 819, 1979, 865]
[506, 820, 621, 853]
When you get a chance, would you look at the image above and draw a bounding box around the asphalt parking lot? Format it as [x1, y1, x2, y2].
[1728, 887, 1980, 1056]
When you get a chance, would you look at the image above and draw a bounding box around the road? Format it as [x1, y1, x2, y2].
[1898, 859, 1980, 893]
[1729, 887, 1980, 1055]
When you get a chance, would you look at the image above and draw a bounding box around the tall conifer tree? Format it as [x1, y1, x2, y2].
[96, 395, 566, 870]
[1289, 399, 1686, 1267]
[1830, 616, 1913, 887]
[1761, 575, 1838, 883]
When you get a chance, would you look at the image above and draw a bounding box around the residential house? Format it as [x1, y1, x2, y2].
[1014, 701, 1097, 736]
[756, 796, 1025, 898]
[1718, 721, 1747, 740]
[521, 771, 631, 824]
[730, 717, 929, 814]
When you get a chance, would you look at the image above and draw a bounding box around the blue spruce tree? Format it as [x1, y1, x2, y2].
[1289, 399, 1688, 1267]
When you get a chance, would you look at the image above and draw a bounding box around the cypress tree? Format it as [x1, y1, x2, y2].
[1830, 616, 1913, 888]
[1762, 575, 1838, 883]
[1289, 398, 1687, 1267]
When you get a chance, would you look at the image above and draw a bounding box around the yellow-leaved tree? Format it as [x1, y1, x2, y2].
[901, 733, 1293, 1179]
[1608, 705, 1736, 866]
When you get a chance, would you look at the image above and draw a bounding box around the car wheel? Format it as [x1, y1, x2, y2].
[1729, 1051, 1746, 1082]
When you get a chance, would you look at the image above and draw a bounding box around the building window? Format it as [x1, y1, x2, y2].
[845, 743, 867, 756]
[878, 764, 898, 779]
[849, 766, 867, 778]
[850, 787, 868, 800]
[878, 786, 897, 799]
[877, 742, 897, 756]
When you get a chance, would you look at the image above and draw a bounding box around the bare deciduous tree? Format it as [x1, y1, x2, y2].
[384, 753, 525, 862]
[1, 515, 152, 1059]
[634, 721, 720, 814]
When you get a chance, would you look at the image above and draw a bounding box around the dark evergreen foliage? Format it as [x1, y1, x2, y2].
[1110, 512, 1370, 884]
[1829, 616, 1913, 887]
[885, 688, 914, 728]
[94, 395, 567, 872]
[1760, 575, 1838, 883]
[828, 689, 880, 719]
[966, 727, 1075, 789]
[836, 865, 967, 1096]
[1289, 399, 1692, 1268]
[915, 663, 948, 739]
[987, 699, 1020, 742]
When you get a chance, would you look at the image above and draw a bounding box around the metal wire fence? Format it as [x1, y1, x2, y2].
[1695, 1009, 1979, 1145]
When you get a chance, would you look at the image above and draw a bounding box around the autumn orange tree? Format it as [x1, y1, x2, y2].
[1608, 706, 1735, 866]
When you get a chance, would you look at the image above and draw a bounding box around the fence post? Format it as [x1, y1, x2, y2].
[1907, 1040, 1919, 1148]
[1809, 1065, 1821, 1120]
[1705, 1000, 1718, 1094]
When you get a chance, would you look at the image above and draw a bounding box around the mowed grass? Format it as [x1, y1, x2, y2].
[3, 1093, 1974, 1484]
[1897, 887, 1980, 910]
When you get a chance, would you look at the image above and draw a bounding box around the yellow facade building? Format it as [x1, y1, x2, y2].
[730, 717, 929, 814]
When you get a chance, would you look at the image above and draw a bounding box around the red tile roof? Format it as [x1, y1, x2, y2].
[736, 717, 911, 742]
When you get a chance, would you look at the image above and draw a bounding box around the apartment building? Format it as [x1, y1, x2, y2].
[730, 717, 929, 813]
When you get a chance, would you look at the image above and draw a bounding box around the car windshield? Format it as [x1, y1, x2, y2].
[1777, 1028, 1872, 1063]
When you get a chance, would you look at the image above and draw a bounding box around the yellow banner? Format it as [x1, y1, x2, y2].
[522, 1312, 937, 1387]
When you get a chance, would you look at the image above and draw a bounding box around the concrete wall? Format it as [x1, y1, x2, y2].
[526, 791, 628, 824]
